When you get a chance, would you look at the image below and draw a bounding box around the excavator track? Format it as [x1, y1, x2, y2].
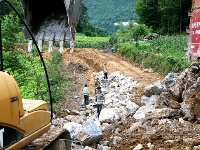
[22, 128, 71, 150]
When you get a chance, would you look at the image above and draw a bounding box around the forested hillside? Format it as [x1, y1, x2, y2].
[83, 0, 136, 33]
[135, 0, 191, 34]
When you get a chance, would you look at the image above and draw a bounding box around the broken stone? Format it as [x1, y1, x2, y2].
[114, 128, 122, 134]
[80, 118, 102, 146]
[99, 140, 110, 146]
[63, 122, 82, 140]
[181, 81, 200, 121]
[71, 115, 85, 124]
[145, 108, 181, 119]
[163, 72, 178, 88]
[65, 115, 74, 121]
[170, 100, 181, 109]
[141, 95, 161, 106]
[134, 105, 155, 120]
[164, 139, 180, 144]
[100, 123, 115, 132]
[147, 143, 154, 149]
[129, 120, 144, 133]
[112, 136, 122, 146]
[160, 94, 170, 107]
[74, 95, 79, 99]
[183, 136, 200, 145]
[97, 144, 111, 150]
[144, 82, 163, 97]
[84, 146, 96, 150]
[71, 110, 80, 115]
[133, 144, 143, 150]
[193, 145, 200, 150]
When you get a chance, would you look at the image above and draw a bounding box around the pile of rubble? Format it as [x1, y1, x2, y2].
[52, 62, 200, 149]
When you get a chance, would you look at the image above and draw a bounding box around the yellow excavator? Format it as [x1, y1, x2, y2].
[0, 0, 81, 149]
[0, 0, 52, 148]
[0, 71, 51, 149]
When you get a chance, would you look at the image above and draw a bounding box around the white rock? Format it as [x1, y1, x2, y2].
[97, 144, 111, 150]
[141, 95, 160, 106]
[144, 82, 163, 97]
[125, 101, 139, 113]
[193, 145, 200, 150]
[158, 119, 171, 125]
[77, 118, 102, 146]
[112, 136, 122, 146]
[99, 108, 117, 122]
[84, 146, 96, 150]
[147, 143, 154, 148]
[179, 118, 185, 124]
[129, 120, 143, 132]
[71, 115, 85, 124]
[133, 105, 155, 120]
[100, 123, 111, 131]
[145, 108, 180, 119]
[63, 122, 82, 139]
[133, 144, 143, 150]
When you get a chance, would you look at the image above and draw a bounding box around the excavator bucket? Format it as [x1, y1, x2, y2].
[20, 0, 82, 53]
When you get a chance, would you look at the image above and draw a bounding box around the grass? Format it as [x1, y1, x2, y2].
[115, 34, 190, 75]
[75, 33, 110, 49]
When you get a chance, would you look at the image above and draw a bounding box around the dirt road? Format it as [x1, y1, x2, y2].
[62, 47, 164, 97]
[63, 48, 164, 83]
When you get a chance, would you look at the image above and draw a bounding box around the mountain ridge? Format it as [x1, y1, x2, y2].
[83, 0, 136, 33]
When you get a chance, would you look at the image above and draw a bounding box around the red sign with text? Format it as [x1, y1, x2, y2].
[190, 11, 200, 53]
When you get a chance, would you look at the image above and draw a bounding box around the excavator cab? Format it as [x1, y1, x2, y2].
[0, 71, 51, 149]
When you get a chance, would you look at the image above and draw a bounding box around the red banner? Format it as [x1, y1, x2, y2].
[190, 11, 200, 53]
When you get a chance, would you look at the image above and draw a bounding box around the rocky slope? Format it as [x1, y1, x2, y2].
[50, 48, 200, 150]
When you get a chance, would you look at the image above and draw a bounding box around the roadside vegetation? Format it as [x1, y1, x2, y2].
[60, 33, 110, 49]
[75, 33, 110, 49]
[75, 30, 190, 75]
[113, 35, 189, 75]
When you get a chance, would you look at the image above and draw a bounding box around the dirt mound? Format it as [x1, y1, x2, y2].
[65, 62, 88, 74]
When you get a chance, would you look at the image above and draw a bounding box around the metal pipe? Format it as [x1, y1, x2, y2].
[0, 0, 53, 121]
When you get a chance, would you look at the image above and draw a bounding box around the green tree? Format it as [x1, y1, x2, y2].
[110, 21, 151, 47]
[159, 0, 191, 33]
[0, 0, 23, 19]
[130, 23, 150, 46]
[1, 14, 22, 50]
[115, 27, 130, 43]
[1, 14, 24, 75]
[46, 51, 72, 102]
[135, 0, 191, 34]
[135, 0, 160, 31]
[77, 3, 90, 33]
